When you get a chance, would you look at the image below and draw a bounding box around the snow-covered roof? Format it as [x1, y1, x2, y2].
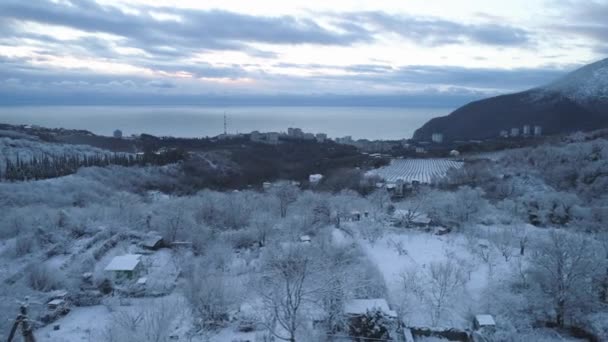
[104, 254, 141, 272]
[475, 314, 496, 326]
[48, 299, 65, 306]
[300, 235, 311, 242]
[344, 299, 397, 318]
[309, 174, 323, 182]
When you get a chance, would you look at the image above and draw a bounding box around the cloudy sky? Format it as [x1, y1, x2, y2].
[0, 0, 606, 106]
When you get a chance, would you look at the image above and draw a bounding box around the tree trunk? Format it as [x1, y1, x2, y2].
[556, 299, 565, 328]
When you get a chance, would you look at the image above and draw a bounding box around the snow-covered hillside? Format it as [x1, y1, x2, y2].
[543, 57, 608, 104]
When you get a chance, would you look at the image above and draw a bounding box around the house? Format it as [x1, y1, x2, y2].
[104, 254, 143, 282]
[350, 211, 361, 221]
[474, 314, 496, 331]
[299, 235, 311, 243]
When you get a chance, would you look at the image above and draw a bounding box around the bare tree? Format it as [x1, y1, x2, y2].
[270, 181, 299, 218]
[104, 299, 181, 342]
[595, 232, 608, 303]
[257, 246, 328, 342]
[528, 230, 601, 327]
[394, 188, 431, 227]
[426, 260, 467, 326]
[489, 227, 516, 262]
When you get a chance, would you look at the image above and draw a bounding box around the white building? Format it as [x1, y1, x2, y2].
[450, 149, 460, 157]
[500, 130, 509, 138]
[431, 133, 444, 143]
[309, 174, 323, 185]
[523, 125, 531, 135]
[266, 132, 280, 144]
[336, 136, 353, 144]
[315, 133, 327, 143]
[534, 125, 542, 136]
[510, 128, 520, 137]
[288, 127, 304, 138]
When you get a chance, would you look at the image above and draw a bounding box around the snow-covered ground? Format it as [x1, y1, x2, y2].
[347, 224, 515, 330]
[368, 159, 464, 184]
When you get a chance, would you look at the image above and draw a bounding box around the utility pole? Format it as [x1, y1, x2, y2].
[8, 298, 36, 342]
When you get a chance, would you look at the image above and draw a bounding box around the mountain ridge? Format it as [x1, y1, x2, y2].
[413, 58, 608, 141]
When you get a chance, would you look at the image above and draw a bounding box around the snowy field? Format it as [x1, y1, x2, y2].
[368, 159, 464, 183]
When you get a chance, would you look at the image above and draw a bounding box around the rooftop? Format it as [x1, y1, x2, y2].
[475, 314, 496, 326]
[344, 298, 397, 318]
[104, 254, 141, 272]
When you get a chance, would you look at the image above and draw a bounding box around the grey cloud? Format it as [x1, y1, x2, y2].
[344, 11, 531, 46]
[0, 0, 372, 56]
[549, 1, 608, 49]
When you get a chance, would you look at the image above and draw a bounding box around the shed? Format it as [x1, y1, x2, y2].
[299, 235, 312, 243]
[309, 174, 324, 185]
[104, 254, 142, 281]
[142, 235, 164, 250]
[474, 314, 496, 330]
[47, 299, 66, 310]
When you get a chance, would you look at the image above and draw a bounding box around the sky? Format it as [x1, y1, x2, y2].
[0, 0, 606, 106]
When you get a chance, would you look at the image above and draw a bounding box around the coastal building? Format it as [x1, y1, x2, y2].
[523, 125, 531, 136]
[113, 129, 123, 139]
[266, 132, 280, 144]
[510, 128, 520, 137]
[336, 136, 353, 144]
[431, 133, 444, 143]
[534, 125, 542, 136]
[251, 131, 280, 144]
[303, 133, 315, 140]
[500, 130, 509, 138]
[288, 127, 304, 138]
[250, 131, 262, 143]
[315, 133, 327, 143]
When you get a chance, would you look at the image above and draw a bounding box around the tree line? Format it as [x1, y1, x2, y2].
[1, 150, 186, 182]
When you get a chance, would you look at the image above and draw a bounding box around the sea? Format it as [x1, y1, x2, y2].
[0, 106, 451, 140]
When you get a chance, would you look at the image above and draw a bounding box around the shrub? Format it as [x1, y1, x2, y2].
[26, 263, 63, 292]
[14, 234, 36, 257]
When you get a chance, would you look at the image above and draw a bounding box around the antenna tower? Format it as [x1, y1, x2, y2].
[223, 112, 227, 135]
